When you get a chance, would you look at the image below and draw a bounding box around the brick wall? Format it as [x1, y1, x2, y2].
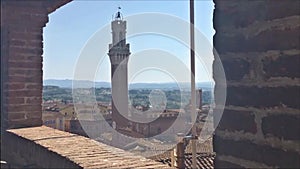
[1, 0, 70, 129]
[213, 0, 300, 168]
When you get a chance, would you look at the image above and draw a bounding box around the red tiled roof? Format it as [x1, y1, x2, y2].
[158, 153, 215, 169]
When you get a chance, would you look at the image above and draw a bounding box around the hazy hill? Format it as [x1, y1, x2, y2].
[43, 79, 214, 90]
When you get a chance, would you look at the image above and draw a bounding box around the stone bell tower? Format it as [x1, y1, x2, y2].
[108, 7, 130, 130]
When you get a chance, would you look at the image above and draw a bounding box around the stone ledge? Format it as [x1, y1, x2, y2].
[2, 126, 172, 168]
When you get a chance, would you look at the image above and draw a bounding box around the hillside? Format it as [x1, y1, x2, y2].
[43, 79, 214, 90]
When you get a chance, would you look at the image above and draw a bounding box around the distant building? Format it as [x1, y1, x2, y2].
[196, 89, 202, 110]
[42, 111, 64, 129]
[64, 119, 112, 138]
[108, 8, 131, 130]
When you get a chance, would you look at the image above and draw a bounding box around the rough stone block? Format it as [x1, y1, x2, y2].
[263, 54, 300, 78]
[214, 134, 300, 168]
[266, 0, 300, 20]
[214, 29, 300, 54]
[6, 97, 25, 105]
[222, 58, 250, 80]
[7, 113, 25, 121]
[217, 109, 257, 133]
[213, 0, 266, 29]
[7, 90, 41, 98]
[262, 114, 300, 141]
[6, 83, 25, 90]
[7, 104, 41, 112]
[226, 86, 300, 109]
[214, 158, 244, 169]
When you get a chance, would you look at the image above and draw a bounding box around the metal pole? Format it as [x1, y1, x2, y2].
[190, 0, 197, 168]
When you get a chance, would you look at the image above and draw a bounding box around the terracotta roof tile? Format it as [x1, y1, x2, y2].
[158, 153, 215, 169]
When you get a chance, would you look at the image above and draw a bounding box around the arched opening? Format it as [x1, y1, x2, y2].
[2, 0, 299, 168]
[42, 0, 216, 165]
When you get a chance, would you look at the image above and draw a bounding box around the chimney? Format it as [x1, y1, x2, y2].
[173, 133, 185, 169]
[196, 89, 202, 110]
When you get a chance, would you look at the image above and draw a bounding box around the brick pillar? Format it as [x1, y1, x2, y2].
[1, 16, 9, 131]
[213, 0, 300, 168]
[1, 1, 70, 129]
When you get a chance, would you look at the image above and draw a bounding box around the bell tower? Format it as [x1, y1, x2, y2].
[108, 7, 130, 130]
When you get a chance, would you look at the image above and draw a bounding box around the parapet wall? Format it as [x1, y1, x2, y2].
[1, 126, 171, 168]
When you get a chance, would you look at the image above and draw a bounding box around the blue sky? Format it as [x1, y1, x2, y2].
[43, 0, 215, 83]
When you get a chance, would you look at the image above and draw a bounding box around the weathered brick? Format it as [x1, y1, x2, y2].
[8, 69, 41, 76]
[8, 76, 42, 83]
[213, 1, 266, 29]
[8, 19, 47, 28]
[26, 40, 43, 49]
[214, 33, 245, 54]
[222, 58, 250, 80]
[7, 118, 43, 129]
[250, 29, 300, 52]
[8, 70, 41, 78]
[214, 135, 300, 168]
[26, 112, 42, 119]
[4, 11, 48, 28]
[7, 90, 41, 98]
[6, 97, 25, 105]
[266, 0, 300, 20]
[26, 84, 42, 90]
[263, 54, 300, 78]
[262, 114, 300, 141]
[4, 126, 169, 168]
[7, 105, 41, 112]
[8, 113, 25, 121]
[1, 0, 69, 131]
[10, 39, 26, 47]
[6, 83, 25, 90]
[25, 97, 42, 104]
[214, 158, 244, 168]
[4, 4, 46, 15]
[214, 0, 299, 29]
[226, 86, 300, 109]
[10, 40, 43, 54]
[215, 29, 300, 54]
[217, 109, 257, 133]
[9, 31, 42, 42]
[212, 0, 300, 168]
[19, 13, 48, 23]
[9, 46, 43, 56]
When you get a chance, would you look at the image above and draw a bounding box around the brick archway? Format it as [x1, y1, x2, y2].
[1, 0, 299, 168]
[1, 0, 71, 130]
